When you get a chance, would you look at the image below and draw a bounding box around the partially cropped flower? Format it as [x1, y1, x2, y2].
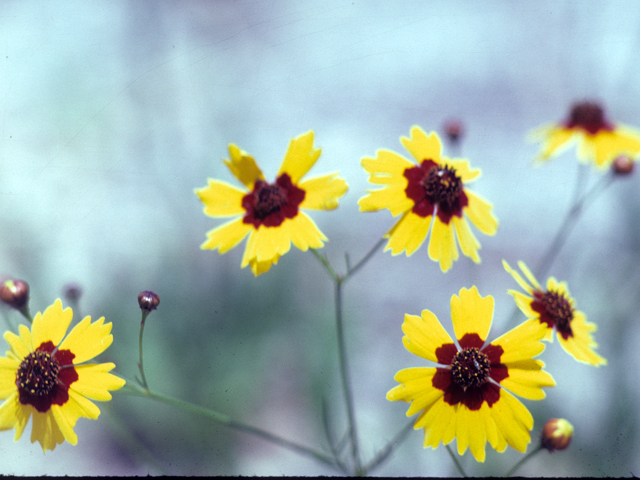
[540, 418, 573, 452]
[503, 260, 606, 366]
[358, 126, 497, 272]
[195, 131, 348, 276]
[387, 286, 555, 462]
[0, 299, 126, 451]
[529, 101, 640, 169]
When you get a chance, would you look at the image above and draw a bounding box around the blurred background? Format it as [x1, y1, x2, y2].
[1, 0, 640, 475]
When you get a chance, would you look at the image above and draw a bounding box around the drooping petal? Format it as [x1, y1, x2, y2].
[401, 312, 454, 363]
[201, 217, 253, 253]
[557, 312, 607, 366]
[490, 319, 548, 363]
[298, 173, 348, 210]
[277, 131, 322, 184]
[428, 217, 458, 272]
[286, 212, 327, 252]
[194, 179, 246, 218]
[498, 359, 556, 400]
[224, 144, 265, 189]
[591, 129, 640, 168]
[32, 299, 73, 350]
[384, 211, 432, 256]
[249, 256, 279, 276]
[400, 126, 443, 164]
[508, 290, 540, 321]
[503, 260, 535, 294]
[31, 410, 66, 452]
[452, 216, 480, 263]
[464, 190, 498, 236]
[0, 357, 19, 399]
[58, 316, 113, 365]
[71, 363, 126, 402]
[451, 286, 494, 344]
[529, 125, 576, 161]
[516, 261, 542, 291]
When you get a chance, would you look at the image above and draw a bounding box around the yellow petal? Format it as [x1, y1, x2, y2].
[503, 260, 534, 294]
[201, 217, 253, 253]
[400, 126, 443, 164]
[557, 312, 607, 366]
[518, 261, 542, 291]
[277, 131, 322, 184]
[386, 367, 441, 416]
[287, 211, 327, 251]
[4, 327, 31, 363]
[58, 316, 113, 365]
[298, 173, 348, 210]
[417, 397, 457, 448]
[489, 389, 533, 453]
[452, 216, 480, 263]
[358, 185, 413, 216]
[531, 125, 576, 162]
[32, 299, 73, 351]
[499, 359, 556, 400]
[508, 290, 540, 320]
[591, 128, 640, 168]
[194, 179, 246, 217]
[384, 211, 432, 256]
[0, 357, 19, 399]
[490, 319, 548, 363]
[464, 190, 498, 236]
[224, 144, 264, 189]
[428, 217, 458, 272]
[51, 404, 78, 445]
[249, 256, 279, 276]
[401, 311, 454, 363]
[31, 410, 66, 452]
[0, 391, 20, 432]
[71, 363, 126, 401]
[361, 149, 415, 183]
[443, 158, 481, 183]
[252, 223, 293, 262]
[451, 286, 494, 344]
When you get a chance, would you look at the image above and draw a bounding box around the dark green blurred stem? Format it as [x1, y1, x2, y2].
[121, 383, 337, 469]
[18, 307, 32, 324]
[138, 311, 150, 390]
[534, 171, 615, 279]
[504, 445, 542, 477]
[446, 444, 467, 477]
[363, 419, 414, 473]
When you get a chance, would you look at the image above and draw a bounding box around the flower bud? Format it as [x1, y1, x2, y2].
[443, 119, 464, 145]
[138, 291, 160, 312]
[613, 155, 634, 175]
[540, 418, 573, 452]
[0, 279, 30, 309]
[64, 283, 83, 302]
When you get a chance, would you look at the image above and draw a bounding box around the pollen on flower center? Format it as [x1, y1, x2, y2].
[566, 102, 612, 135]
[242, 173, 306, 229]
[16, 350, 61, 399]
[421, 164, 463, 209]
[253, 183, 288, 219]
[450, 347, 490, 389]
[534, 290, 574, 339]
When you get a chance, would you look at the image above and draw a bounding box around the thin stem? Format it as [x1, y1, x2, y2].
[363, 418, 415, 474]
[445, 444, 467, 477]
[310, 248, 339, 282]
[343, 237, 386, 282]
[19, 307, 32, 324]
[504, 445, 543, 477]
[121, 383, 338, 469]
[321, 398, 350, 474]
[138, 312, 150, 390]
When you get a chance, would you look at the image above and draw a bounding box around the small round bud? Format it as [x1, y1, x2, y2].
[138, 291, 160, 312]
[540, 418, 573, 452]
[64, 283, 83, 302]
[443, 119, 464, 145]
[0, 279, 30, 309]
[613, 155, 634, 175]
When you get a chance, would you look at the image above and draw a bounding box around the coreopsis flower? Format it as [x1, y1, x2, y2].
[358, 126, 497, 272]
[530, 101, 640, 169]
[387, 286, 555, 462]
[195, 131, 348, 276]
[503, 260, 606, 366]
[0, 299, 125, 451]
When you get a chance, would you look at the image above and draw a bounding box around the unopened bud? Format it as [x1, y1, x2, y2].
[443, 119, 464, 145]
[540, 418, 573, 452]
[0, 279, 30, 309]
[138, 291, 160, 312]
[64, 283, 83, 302]
[613, 155, 634, 175]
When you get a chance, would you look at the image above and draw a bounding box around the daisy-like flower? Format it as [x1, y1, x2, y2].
[195, 131, 348, 276]
[358, 126, 497, 272]
[0, 299, 126, 451]
[387, 286, 555, 462]
[530, 101, 640, 169]
[503, 260, 606, 366]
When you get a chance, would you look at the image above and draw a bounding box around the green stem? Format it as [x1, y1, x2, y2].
[363, 418, 415, 473]
[120, 383, 338, 469]
[343, 237, 386, 282]
[138, 312, 150, 390]
[445, 444, 467, 477]
[504, 445, 543, 477]
[19, 307, 32, 324]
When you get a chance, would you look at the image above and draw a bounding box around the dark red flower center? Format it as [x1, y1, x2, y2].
[532, 290, 574, 340]
[242, 174, 305, 228]
[16, 341, 78, 413]
[565, 102, 613, 135]
[404, 160, 468, 224]
[450, 347, 490, 389]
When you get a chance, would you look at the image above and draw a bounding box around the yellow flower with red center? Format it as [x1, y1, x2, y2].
[530, 101, 640, 169]
[195, 131, 348, 276]
[387, 286, 555, 462]
[358, 126, 497, 272]
[503, 260, 607, 366]
[0, 299, 125, 451]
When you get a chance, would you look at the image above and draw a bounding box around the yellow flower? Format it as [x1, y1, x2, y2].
[195, 131, 348, 276]
[530, 101, 640, 169]
[503, 260, 607, 366]
[358, 126, 497, 272]
[387, 286, 555, 462]
[0, 299, 125, 451]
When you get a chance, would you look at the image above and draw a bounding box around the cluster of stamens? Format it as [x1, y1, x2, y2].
[421, 165, 463, 211]
[251, 182, 289, 220]
[566, 101, 611, 134]
[450, 347, 490, 389]
[539, 290, 574, 337]
[16, 350, 60, 399]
